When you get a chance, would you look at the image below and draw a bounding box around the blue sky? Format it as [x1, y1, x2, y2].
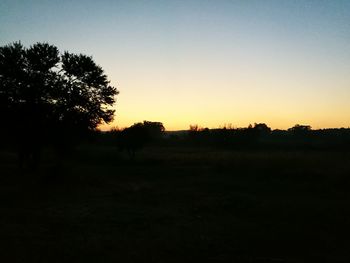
[1, 0, 350, 130]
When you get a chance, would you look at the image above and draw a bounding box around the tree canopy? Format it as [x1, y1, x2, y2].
[0, 42, 118, 144]
[117, 121, 165, 158]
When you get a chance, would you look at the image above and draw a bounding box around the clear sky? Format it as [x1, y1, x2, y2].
[1, 0, 349, 130]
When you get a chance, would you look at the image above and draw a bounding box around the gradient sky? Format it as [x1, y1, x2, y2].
[1, 0, 349, 130]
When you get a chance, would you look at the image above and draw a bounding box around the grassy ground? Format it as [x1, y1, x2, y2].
[0, 145, 350, 262]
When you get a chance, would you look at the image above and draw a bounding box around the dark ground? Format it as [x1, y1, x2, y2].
[0, 145, 350, 262]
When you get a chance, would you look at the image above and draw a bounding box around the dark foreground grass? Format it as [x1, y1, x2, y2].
[0, 146, 350, 262]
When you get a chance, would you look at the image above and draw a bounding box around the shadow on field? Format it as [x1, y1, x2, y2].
[0, 145, 350, 263]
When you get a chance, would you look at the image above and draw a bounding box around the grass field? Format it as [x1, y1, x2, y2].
[1, 145, 350, 262]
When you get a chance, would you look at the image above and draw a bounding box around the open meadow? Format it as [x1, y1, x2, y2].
[1, 145, 350, 263]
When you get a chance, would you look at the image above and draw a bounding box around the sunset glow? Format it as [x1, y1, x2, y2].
[1, 0, 349, 130]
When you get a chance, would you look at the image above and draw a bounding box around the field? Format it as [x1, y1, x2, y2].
[1, 145, 350, 262]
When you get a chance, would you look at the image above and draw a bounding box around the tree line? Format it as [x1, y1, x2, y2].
[100, 122, 350, 157]
[1, 41, 349, 167]
[179, 123, 350, 150]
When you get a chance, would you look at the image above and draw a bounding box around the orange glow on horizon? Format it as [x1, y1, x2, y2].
[2, 1, 350, 133]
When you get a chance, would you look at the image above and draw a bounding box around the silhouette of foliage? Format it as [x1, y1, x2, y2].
[99, 123, 350, 152]
[288, 124, 312, 134]
[117, 121, 165, 158]
[252, 123, 271, 134]
[142, 121, 165, 140]
[0, 41, 118, 167]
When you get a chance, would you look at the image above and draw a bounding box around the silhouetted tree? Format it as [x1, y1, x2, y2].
[118, 121, 165, 159]
[143, 121, 165, 140]
[253, 123, 271, 134]
[0, 42, 118, 168]
[288, 124, 312, 134]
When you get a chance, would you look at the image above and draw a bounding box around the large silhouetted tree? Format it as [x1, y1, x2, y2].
[0, 42, 118, 167]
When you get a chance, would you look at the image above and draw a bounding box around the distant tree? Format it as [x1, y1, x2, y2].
[143, 121, 165, 140]
[118, 121, 165, 159]
[288, 124, 312, 137]
[188, 124, 200, 142]
[252, 123, 271, 134]
[0, 42, 118, 168]
[189, 124, 200, 133]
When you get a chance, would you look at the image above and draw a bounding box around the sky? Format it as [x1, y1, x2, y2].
[1, 0, 349, 130]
